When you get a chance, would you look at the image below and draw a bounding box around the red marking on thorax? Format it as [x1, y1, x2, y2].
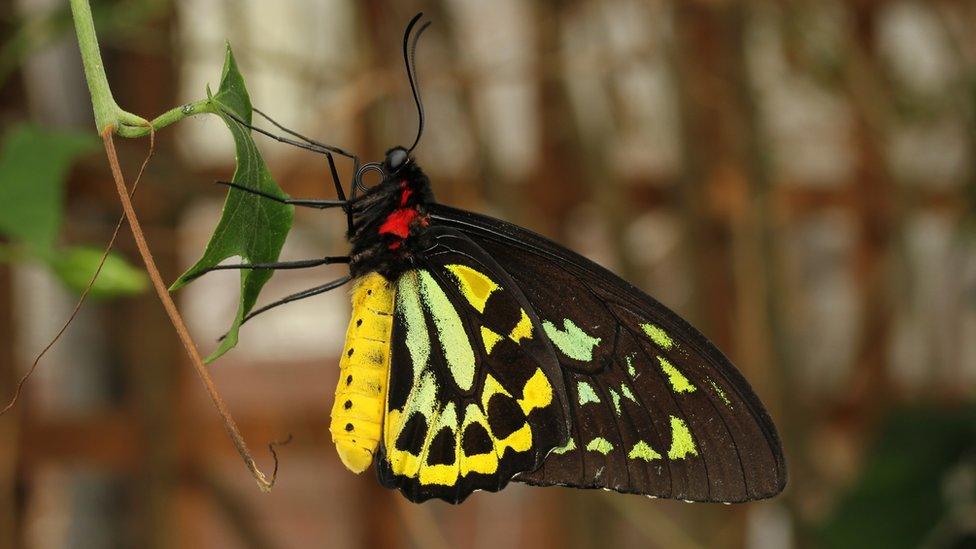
[378, 208, 418, 239]
[378, 184, 424, 245]
[398, 184, 413, 206]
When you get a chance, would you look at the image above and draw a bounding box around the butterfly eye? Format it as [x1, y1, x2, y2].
[385, 147, 409, 171]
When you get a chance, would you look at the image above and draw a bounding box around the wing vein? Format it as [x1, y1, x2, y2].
[573, 272, 714, 501]
[590, 370, 632, 490]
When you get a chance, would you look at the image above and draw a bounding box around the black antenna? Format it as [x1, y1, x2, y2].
[404, 13, 431, 153]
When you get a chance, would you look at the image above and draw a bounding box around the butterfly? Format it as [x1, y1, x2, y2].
[210, 13, 786, 504]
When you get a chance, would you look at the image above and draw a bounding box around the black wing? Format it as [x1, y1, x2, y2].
[377, 226, 570, 503]
[429, 204, 786, 503]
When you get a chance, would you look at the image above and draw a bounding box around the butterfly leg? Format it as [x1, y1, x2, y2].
[183, 256, 350, 281]
[251, 108, 357, 231]
[219, 275, 353, 340]
[219, 107, 358, 229]
[215, 181, 346, 209]
[223, 109, 357, 161]
[321, 152, 354, 233]
[252, 107, 358, 166]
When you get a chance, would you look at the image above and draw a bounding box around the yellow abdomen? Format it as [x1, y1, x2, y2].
[329, 273, 396, 473]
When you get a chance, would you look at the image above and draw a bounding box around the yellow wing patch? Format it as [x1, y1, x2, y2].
[481, 326, 503, 355]
[460, 404, 499, 476]
[445, 264, 499, 313]
[519, 368, 554, 415]
[417, 403, 460, 487]
[508, 309, 533, 343]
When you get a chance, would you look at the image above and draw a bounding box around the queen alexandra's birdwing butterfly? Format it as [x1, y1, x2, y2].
[198, 13, 786, 504]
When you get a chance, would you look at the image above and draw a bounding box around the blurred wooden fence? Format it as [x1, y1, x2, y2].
[2, 0, 975, 547]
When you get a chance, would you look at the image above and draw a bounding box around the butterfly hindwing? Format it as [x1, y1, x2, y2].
[377, 227, 570, 503]
[429, 204, 787, 503]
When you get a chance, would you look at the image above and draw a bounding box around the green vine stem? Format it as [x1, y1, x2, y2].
[118, 99, 212, 138]
[69, 0, 211, 136]
[66, 0, 277, 492]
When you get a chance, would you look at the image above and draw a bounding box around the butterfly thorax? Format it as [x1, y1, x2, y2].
[347, 160, 435, 280]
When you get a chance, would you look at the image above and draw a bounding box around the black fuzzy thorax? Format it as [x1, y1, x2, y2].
[346, 162, 435, 280]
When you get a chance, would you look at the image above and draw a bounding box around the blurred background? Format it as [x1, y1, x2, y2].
[1, 0, 975, 547]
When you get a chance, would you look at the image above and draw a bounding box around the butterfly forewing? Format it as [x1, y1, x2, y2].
[377, 227, 569, 503]
[429, 204, 787, 503]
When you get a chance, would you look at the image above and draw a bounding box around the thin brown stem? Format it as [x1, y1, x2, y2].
[0, 129, 156, 417]
[100, 127, 276, 492]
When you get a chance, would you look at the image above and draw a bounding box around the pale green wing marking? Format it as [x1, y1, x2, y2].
[620, 383, 637, 403]
[708, 378, 733, 408]
[641, 323, 674, 350]
[542, 319, 601, 361]
[388, 273, 440, 470]
[576, 381, 601, 405]
[624, 353, 637, 378]
[402, 371, 438, 433]
[585, 437, 614, 455]
[628, 441, 662, 462]
[551, 437, 576, 455]
[417, 270, 476, 391]
[658, 356, 696, 393]
[667, 415, 698, 459]
[412, 372, 439, 420]
[398, 272, 429, 380]
[609, 388, 622, 416]
[481, 326, 502, 355]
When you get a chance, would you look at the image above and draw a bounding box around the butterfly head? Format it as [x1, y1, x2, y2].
[384, 146, 410, 173]
[352, 146, 419, 195]
[346, 145, 433, 279]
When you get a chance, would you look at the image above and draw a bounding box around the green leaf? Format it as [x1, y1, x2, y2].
[0, 124, 98, 251]
[170, 45, 294, 362]
[49, 245, 148, 299]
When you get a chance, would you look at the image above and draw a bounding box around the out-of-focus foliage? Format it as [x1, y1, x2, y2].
[0, 124, 146, 298]
[49, 245, 147, 298]
[0, 1, 168, 88]
[169, 46, 293, 363]
[0, 124, 94, 250]
[819, 405, 976, 548]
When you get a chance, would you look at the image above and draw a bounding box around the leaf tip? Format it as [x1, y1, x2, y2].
[205, 331, 238, 363]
